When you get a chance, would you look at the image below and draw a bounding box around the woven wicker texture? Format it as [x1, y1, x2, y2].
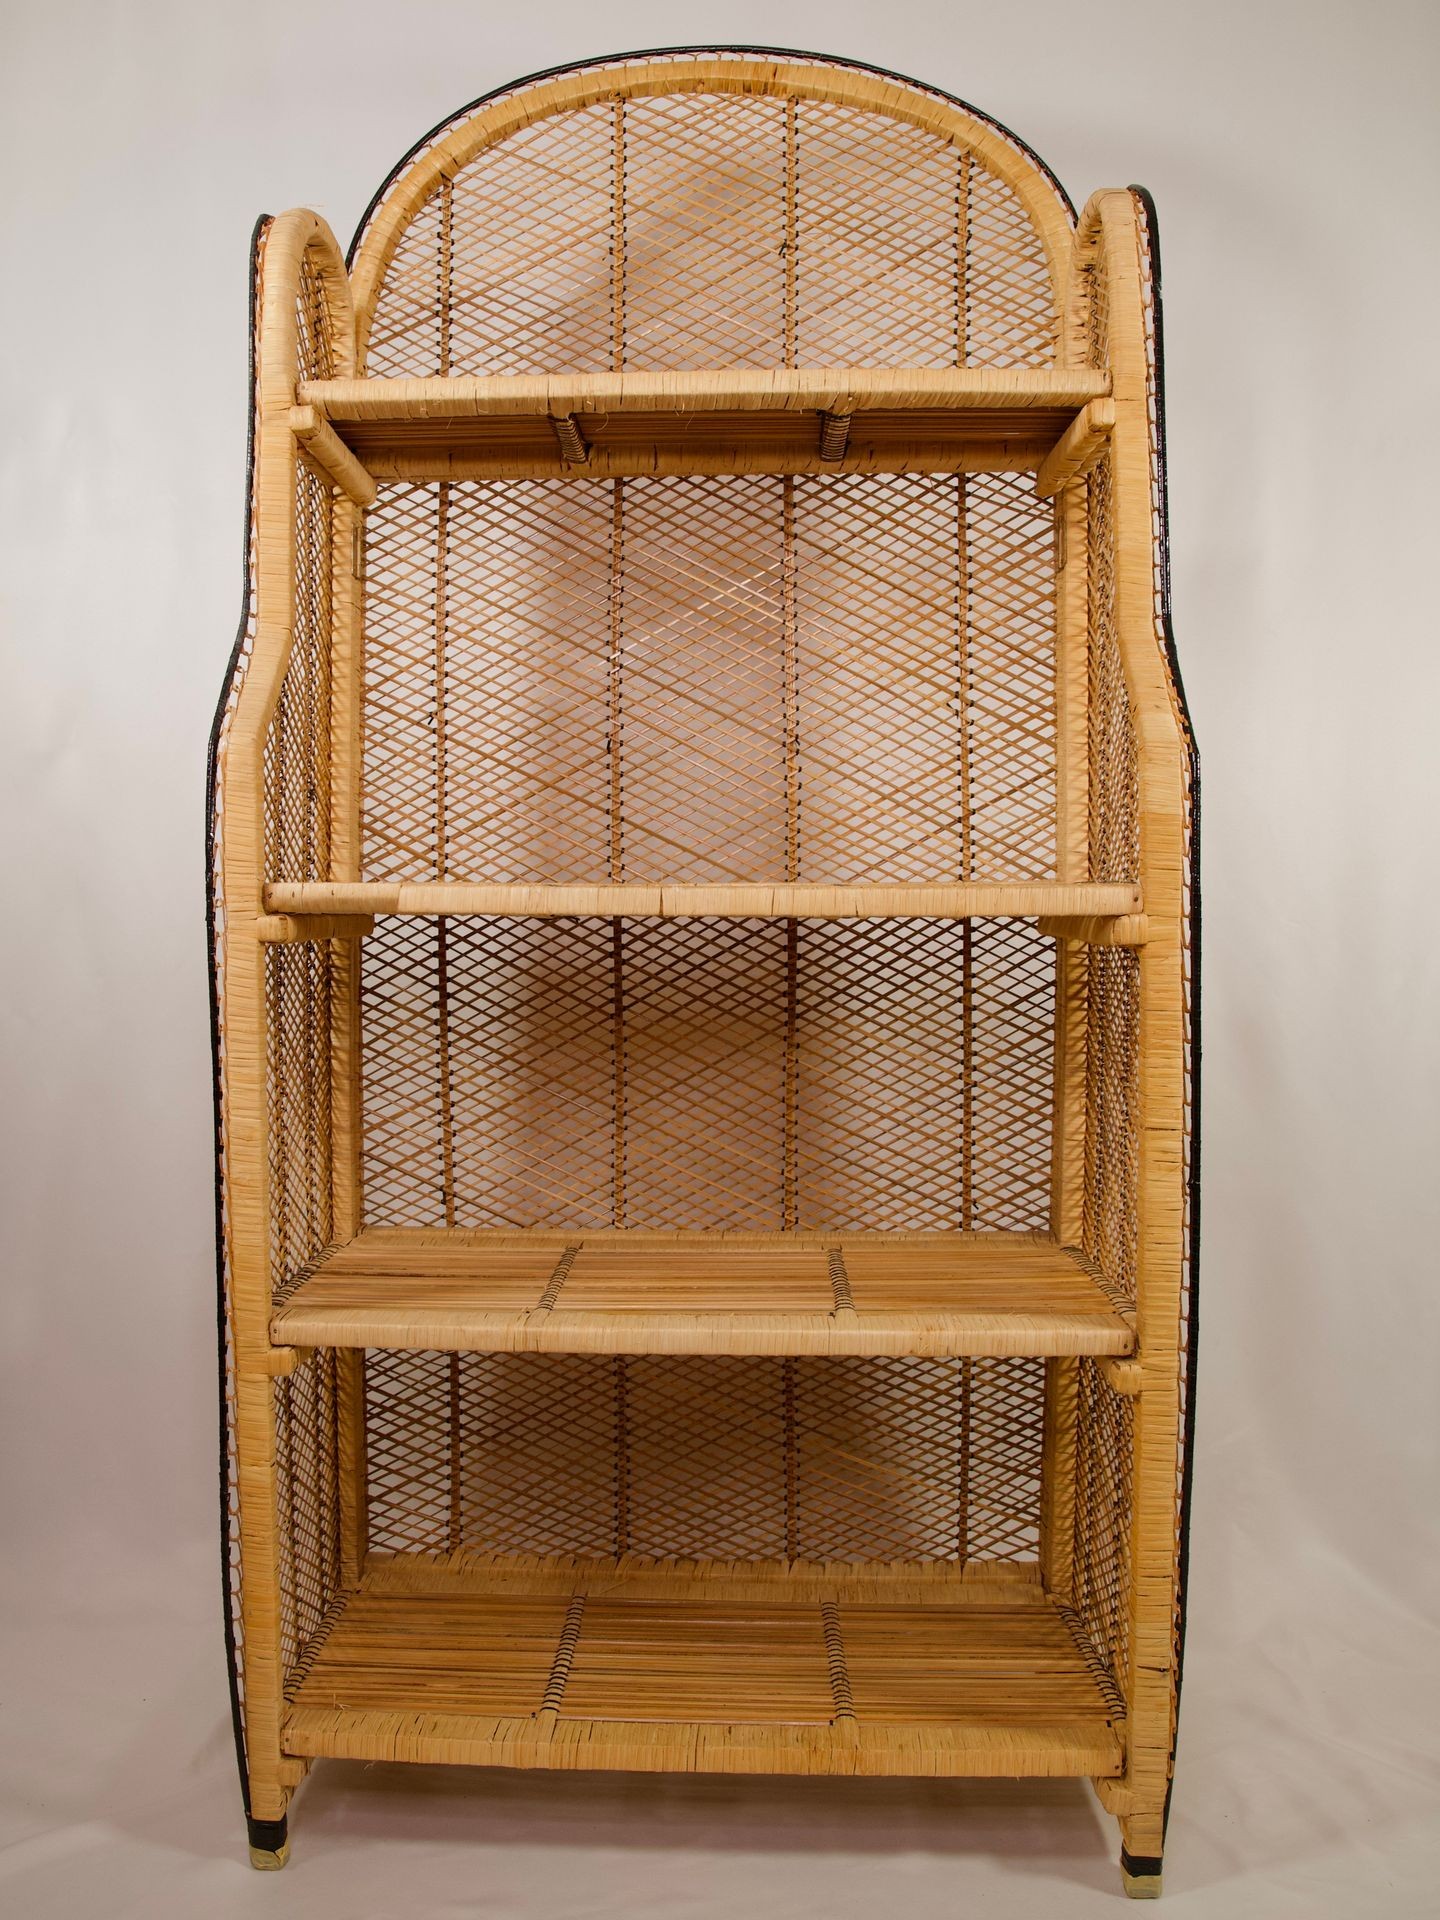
[1069, 1355, 1134, 1703]
[366, 92, 1055, 378]
[363, 1348, 1045, 1565]
[360, 471, 1057, 888]
[1081, 945, 1140, 1311]
[356, 913, 1055, 1238]
[272, 1355, 345, 1698]
[265, 943, 338, 1297]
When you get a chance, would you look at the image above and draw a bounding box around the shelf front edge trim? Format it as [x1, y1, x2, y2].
[269, 1304, 1136, 1359]
[261, 881, 1144, 920]
[300, 366, 1113, 421]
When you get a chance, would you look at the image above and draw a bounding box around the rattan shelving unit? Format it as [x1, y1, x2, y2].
[210, 50, 1197, 1897]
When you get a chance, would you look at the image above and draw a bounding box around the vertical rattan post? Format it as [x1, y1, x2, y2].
[216, 208, 358, 1864]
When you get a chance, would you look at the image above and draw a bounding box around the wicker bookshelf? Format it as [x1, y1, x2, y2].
[209, 49, 1197, 1898]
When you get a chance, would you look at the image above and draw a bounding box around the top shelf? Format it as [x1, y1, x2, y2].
[297, 367, 1114, 483]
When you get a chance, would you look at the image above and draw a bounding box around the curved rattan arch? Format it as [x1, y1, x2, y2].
[349, 52, 1076, 370]
[347, 44, 1078, 270]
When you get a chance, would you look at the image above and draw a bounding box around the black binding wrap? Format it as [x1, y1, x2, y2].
[344, 44, 1077, 267]
[246, 1814, 288, 1856]
[1131, 183, 1201, 1844]
[209, 213, 270, 1820]
[1121, 1848, 1165, 1879]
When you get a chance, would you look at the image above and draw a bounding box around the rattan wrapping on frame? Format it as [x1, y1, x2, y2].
[363, 1349, 1046, 1565]
[366, 91, 1056, 378]
[1134, 184, 1200, 1794]
[209, 217, 272, 1806]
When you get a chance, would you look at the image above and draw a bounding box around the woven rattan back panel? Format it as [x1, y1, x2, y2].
[359, 914, 1054, 1235]
[364, 1349, 1045, 1565]
[362, 473, 1057, 887]
[366, 89, 1056, 377]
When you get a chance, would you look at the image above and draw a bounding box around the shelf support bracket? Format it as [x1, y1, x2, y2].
[256, 914, 376, 944]
[1038, 914, 1148, 948]
[1035, 398, 1115, 499]
[1098, 1356, 1144, 1397]
[289, 406, 378, 507]
[261, 1345, 318, 1378]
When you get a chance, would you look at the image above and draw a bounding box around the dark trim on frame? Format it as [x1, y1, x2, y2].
[246, 1813, 289, 1855]
[208, 211, 271, 1822]
[1131, 182, 1201, 1842]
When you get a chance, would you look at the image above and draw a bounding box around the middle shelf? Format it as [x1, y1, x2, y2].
[257, 880, 1147, 946]
[272, 1230, 1134, 1359]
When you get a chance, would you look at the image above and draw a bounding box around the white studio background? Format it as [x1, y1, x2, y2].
[1, 3, 1436, 1915]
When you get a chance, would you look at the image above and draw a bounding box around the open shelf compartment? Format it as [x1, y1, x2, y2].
[273, 1230, 1134, 1358]
[282, 1555, 1124, 1779]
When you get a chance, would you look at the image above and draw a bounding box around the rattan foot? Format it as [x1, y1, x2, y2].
[247, 1815, 289, 1870]
[1120, 1848, 1163, 1898]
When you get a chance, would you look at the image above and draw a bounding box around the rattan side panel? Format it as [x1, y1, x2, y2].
[367, 91, 1056, 377]
[1085, 451, 1139, 887]
[1069, 1355, 1134, 1703]
[265, 942, 338, 1301]
[358, 915, 1056, 1234]
[1134, 183, 1201, 1807]
[364, 1350, 1046, 1565]
[1081, 945, 1140, 1312]
[260, 260, 344, 1312]
[262, 463, 333, 883]
[272, 1355, 345, 1697]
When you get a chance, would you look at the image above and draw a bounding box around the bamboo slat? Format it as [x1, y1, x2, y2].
[270, 1230, 1133, 1358]
[281, 1556, 1122, 1778]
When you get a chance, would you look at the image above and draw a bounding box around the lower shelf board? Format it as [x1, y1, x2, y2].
[282, 1556, 1124, 1779]
[273, 1230, 1134, 1359]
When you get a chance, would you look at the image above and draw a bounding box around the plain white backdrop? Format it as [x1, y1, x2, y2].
[2, 2, 1437, 1914]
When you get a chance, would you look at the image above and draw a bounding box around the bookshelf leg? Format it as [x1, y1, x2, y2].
[1119, 1811, 1165, 1898]
[247, 1812, 290, 1870]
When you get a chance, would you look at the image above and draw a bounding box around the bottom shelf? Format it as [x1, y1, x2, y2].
[283, 1556, 1123, 1779]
